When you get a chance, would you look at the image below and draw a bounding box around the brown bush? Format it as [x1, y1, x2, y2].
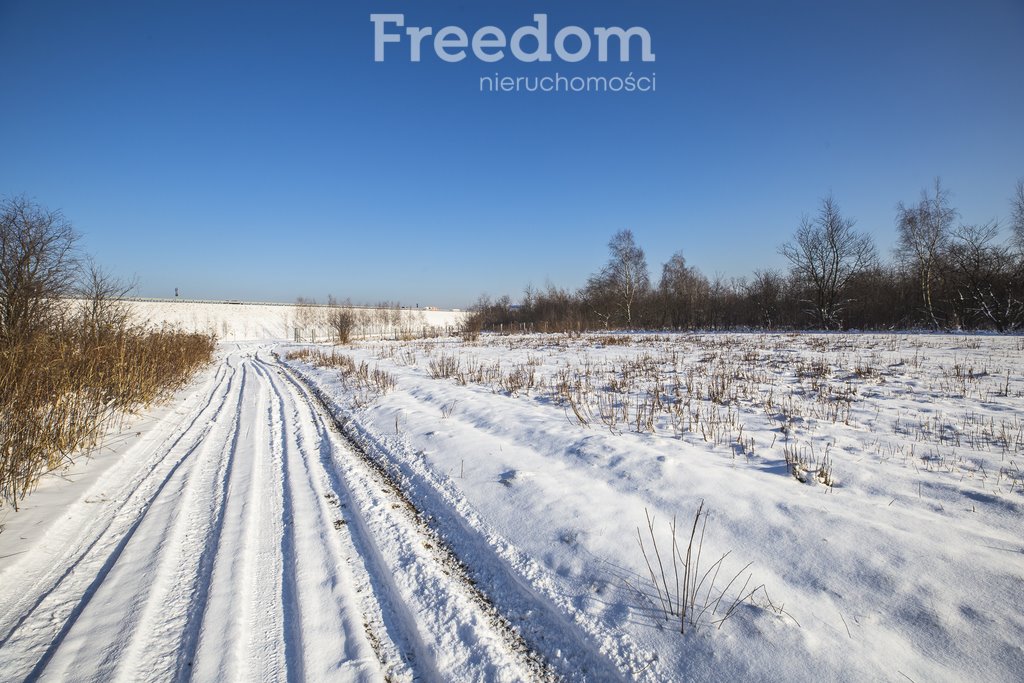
[0, 324, 216, 509]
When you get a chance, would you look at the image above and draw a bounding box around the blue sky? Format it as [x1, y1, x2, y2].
[1, 1, 1022, 307]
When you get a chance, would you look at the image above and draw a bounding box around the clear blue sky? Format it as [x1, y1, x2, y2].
[1, 1, 1021, 307]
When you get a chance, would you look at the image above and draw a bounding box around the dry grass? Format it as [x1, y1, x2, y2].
[0, 325, 216, 509]
[635, 502, 782, 635]
[374, 332, 1024, 497]
[286, 347, 396, 406]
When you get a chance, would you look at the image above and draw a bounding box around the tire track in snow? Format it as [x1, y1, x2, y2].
[0, 360, 230, 643]
[271, 353, 562, 682]
[107, 361, 249, 680]
[188, 354, 287, 682]
[284, 353, 636, 681]
[21, 359, 246, 681]
[254, 357, 425, 682]
[0, 359, 239, 681]
[0, 350, 399, 681]
[269, 359, 308, 683]
[250, 358, 384, 682]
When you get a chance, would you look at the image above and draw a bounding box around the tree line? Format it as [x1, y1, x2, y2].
[473, 179, 1024, 333]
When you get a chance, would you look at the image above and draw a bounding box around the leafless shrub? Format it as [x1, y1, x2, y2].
[327, 295, 357, 344]
[77, 258, 135, 338]
[460, 310, 484, 342]
[429, 354, 461, 379]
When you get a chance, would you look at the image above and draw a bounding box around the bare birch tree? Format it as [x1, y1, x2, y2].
[585, 229, 649, 327]
[895, 178, 957, 328]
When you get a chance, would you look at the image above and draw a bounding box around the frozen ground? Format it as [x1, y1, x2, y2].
[1, 333, 1022, 681]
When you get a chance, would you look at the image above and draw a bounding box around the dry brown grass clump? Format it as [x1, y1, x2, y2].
[0, 325, 216, 509]
[285, 347, 396, 404]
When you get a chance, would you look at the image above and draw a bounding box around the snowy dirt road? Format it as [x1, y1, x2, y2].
[0, 347, 570, 682]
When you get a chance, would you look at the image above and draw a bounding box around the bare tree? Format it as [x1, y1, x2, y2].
[657, 251, 708, 328]
[585, 229, 649, 327]
[0, 196, 80, 343]
[1011, 179, 1024, 253]
[77, 258, 136, 337]
[895, 178, 957, 328]
[460, 308, 484, 342]
[946, 222, 1023, 331]
[522, 282, 584, 334]
[747, 269, 787, 329]
[779, 195, 877, 329]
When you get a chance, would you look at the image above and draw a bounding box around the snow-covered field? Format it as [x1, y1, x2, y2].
[1, 332, 1021, 681]
[118, 298, 466, 342]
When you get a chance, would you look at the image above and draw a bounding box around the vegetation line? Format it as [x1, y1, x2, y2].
[471, 180, 1024, 333]
[1, 196, 216, 510]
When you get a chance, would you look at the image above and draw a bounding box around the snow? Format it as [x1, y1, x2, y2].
[283, 332, 1024, 681]
[111, 298, 467, 342]
[1, 332, 1022, 681]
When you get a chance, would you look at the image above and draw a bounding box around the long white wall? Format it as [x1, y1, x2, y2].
[121, 299, 467, 342]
